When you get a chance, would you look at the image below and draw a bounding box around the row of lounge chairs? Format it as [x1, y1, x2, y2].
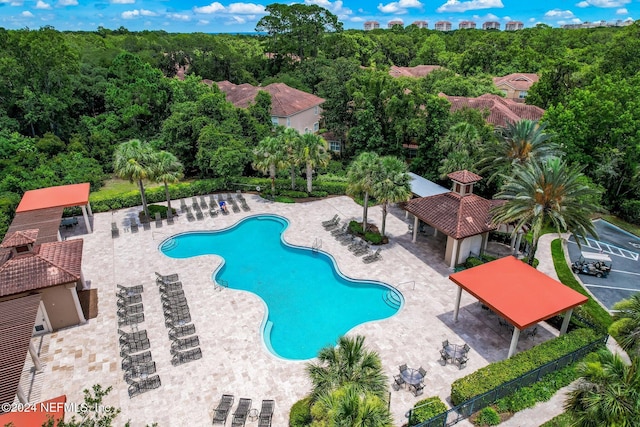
[155, 272, 203, 366]
[321, 215, 383, 263]
[115, 284, 162, 398]
[212, 395, 274, 427]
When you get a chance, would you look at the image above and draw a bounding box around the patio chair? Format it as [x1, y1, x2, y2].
[442, 340, 449, 348]
[439, 348, 453, 365]
[111, 222, 119, 238]
[128, 374, 161, 398]
[120, 338, 151, 357]
[392, 374, 405, 391]
[324, 219, 341, 231]
[117, 284, 144, 295]
[155, 212, 162, 228]
[410, 382, 424, 397]
[118, 329, 148, 345]
[168, 323, 196, 340]
[163, 306, 191, 319]
[158, 281, 183, 293]
[418, 366, 427, 378]
[330, 223, 348, 236]
[130, 220, 139, 233]
[117, 303, 144, 317]
[170, 336, 200, 352]
[196, 209, 204, 220]
[525, 326, 538, 338]
[258, 400, 275, 427]
[455, 355, 468, 369]
[124, 361, 156, 380]
[165, 318, 192, 330]
[362, 248, 382, 263]
[185, 207, 195, 222]
[161, 295, 188, 307]
[162, 299, 189, 312]
[191, 197, 199, 210]
[156, 272, 179, 284]
[236, 190, 245, 201]
[348, 238, 364, 252]
[180, 198, 188, 212]
[199, 196, 208, 209]
[321, 214, 339, 227]
[118, 312, 145, 327]
[231, 398, 252, 427]
[240, 199, 250, 211]
[160, 288, 185, 299]
[121, 351, 152, 370]
[171, 347, 202, 366]
[339, 234, 356, 245]
[209, 206, 219, 217]
[212, 394, 235, 425]
[353, 244, 370, 257]
[462, 344, 470, 354]
[117, 294, 143, 306]
[164, 311, 191, 326]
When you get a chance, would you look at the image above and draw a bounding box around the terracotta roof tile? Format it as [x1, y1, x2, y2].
[447, 170, 483, 184]
[0, 229, 38, 248]
[441, 93, 544, 127]
[0, 238, 83, 297]
[389, 65, 442, 78]
[493, 73, 539, 91]
[215, 81, 324, 117]
[404, 193, 498, 239]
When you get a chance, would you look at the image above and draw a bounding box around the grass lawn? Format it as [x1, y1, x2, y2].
[600, 214, 640, 237]
[551, 239, 612, 330]
[96, 177, 163, 199]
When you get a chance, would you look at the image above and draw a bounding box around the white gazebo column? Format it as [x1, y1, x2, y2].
[65, 283, 87, 324]
[449, 239, 460, 269]
[514, 232, 523, 256]
[510, 233, 517, 253]
[39, 301, 53, 333]
[29, 341, 43, 371]
[16, 385, 27, 403]
[507, 327, 521, 358]
[560, 308, 573, 335]
[57, 230, 62, 242]
[453, 286, 463, 321]
[481, 232, 489, 253]
[86, 201, 93, 216]
[80, 205, 92, 233]
[412, 216, 419, 243]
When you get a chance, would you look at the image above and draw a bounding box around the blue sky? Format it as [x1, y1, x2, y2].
[0, 0, 637, 33]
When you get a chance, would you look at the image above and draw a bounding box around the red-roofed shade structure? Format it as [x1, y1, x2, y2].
[449, 256, 588, 358]
[15, 183, 92, 233]
[0, 395, 66, 425]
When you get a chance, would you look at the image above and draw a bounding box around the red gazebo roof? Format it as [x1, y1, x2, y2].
[16, 183, 90, 213]
[449, 256, 588, 329]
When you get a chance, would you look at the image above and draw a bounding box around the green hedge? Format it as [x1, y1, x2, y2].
[619, 199, 640, 225]
[451, 328, 600, 405]
[474, 407, 500, 426]
[408, 396, 448, 426]
[289, 397, 312, 427]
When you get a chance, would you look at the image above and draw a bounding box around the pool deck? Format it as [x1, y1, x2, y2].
[19, 195, 560, 426]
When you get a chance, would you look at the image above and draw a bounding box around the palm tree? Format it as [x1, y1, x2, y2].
[438, 122, 482, 178]
[151, 150, 183, 216]
[478, 119, 559, 184]
[281, 127, 303, 190]
[311, 385, 393, 427]
[610, 294, 640, 357]
[564, 349, 640, 427]
[306, 335, 387, 401]
[491, 157, 600, 266]
[299, 133, 330, 193]
[371, 156, 412, 237]
[346, 152, 381, 233]
[113, 139, 154, 220]
[253, 136, 287, 196]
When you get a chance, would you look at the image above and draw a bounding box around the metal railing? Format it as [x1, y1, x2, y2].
[409, 334, 608, 427]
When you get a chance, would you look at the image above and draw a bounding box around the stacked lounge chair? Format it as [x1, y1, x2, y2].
[362, 248, 382, 263]
[212, 394, 234, 425]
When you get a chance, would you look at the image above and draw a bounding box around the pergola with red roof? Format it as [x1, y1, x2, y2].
[449, 256, 588, 358]
[16, 183, 93, 233]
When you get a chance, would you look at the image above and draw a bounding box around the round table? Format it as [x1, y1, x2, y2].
[400, 368, 423, 386]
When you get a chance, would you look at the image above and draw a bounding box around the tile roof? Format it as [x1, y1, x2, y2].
[0, 294, 42, 410]
[0, 236, 83, 297]
[389, 65, 442, 78]
[447, 170, 483, 184]
[215, 81, 324, 117]
[5, 207, 64, 245]
[441, 93, 545, 127]
[404, 192, 500, 239]
[0, 229, 38, 247]
[493, 73, 539, 91]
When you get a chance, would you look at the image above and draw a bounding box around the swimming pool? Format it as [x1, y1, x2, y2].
[159, 214, 403, 360]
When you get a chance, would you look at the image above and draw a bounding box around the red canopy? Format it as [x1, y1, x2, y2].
[449, 256, 587, 330]
[0, 395, 66, 426]
[16, 183, 90, 213]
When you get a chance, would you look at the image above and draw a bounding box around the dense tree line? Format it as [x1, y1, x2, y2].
[1, 15, 640, 238]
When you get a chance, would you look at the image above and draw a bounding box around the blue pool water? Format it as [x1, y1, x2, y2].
[159, 214, 402, 360]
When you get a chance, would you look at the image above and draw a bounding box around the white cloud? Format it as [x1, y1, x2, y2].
[121, 8, 157, 19]
[575, 0, 630, 7]
[350, 16, 364, 22]
[57, 0, 77, 5]
[544, 9, 575, 18]
[437, 0, 503, 13]
[377, 0, 423, 14]
[21, 10, 34, 16]
[227, 3, 264, 14]
[528, 17, 536, 22]
[558, 18, 582, 24]
[35, 0, 52, 9]
[304, 0, 352, 17]
[111, 0, 135, 4]
[197, 19, 210, 24]
[503, 15, 511, 20]
[193, 2, 225, 13]
[616, 7, 628, 14]
[472, 12, 499, 20]
[226, 15, 246, 24]
[167, 13, 190, 21]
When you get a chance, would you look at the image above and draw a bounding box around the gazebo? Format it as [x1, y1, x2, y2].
[449, 256, 588, 358]
[15, 183, 93, 235]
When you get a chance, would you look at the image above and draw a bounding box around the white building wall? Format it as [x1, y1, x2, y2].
[459, 234, 483, 261]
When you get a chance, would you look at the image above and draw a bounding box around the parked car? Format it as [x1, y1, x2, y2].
[572, 252, 612, 278]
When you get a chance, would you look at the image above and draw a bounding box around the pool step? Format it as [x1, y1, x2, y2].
[161, 238, 178, 250]
[383, 290, 402, 310]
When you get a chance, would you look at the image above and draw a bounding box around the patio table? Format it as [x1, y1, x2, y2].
[441, 342, 469, 369]
[400, 367, 424, 386]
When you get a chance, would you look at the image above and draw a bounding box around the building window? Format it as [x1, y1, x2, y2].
[464, 184, 472, 194]
[519, 91, 528, 98]
[314, 106, 319, 115]
[313, 122, 319, 132]
[271, 117, 278, 126]
[286, 117, 291, 127]
[329, 141, 341, 152]
[454, 183, 461, 193]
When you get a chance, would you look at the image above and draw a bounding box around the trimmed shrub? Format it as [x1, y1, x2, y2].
[408, 396, 448, 426]
[521, 257, 540, 268]
[619, 199, 640, 225]
[451, 328, 600, 405]
[275, 196, 295, 203]
[309, 191, 328, 198]
[465, 256, 484, 268]
[280, 190, 308, 199]
[289, 397, 312, 427]
[146, 204, 176, 219]
[474, 407, 501, 426]
[349, 220, 364, 234]
[364, 231, 384, 245]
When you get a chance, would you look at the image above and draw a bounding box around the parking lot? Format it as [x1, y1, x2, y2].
[567, 219, 640, 310]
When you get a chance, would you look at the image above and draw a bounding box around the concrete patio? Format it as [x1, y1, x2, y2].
[18, 195, 559, 426]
